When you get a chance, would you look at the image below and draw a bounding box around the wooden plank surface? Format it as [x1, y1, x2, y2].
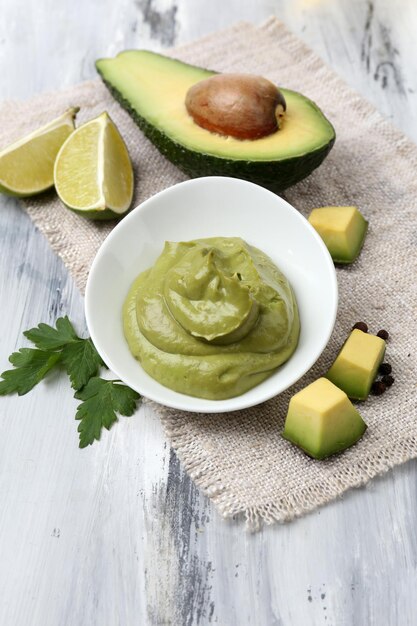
[0, 1, 416, 624]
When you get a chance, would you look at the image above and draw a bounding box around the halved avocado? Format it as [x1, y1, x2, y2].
[96, 50, 336, 191]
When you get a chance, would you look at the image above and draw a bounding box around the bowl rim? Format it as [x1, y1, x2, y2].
[85, 176, 338, 413]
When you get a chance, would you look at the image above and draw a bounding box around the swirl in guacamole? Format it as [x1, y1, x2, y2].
[123, 237, 300, 400]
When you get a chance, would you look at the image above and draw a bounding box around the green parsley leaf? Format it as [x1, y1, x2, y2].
[23, 316, 105, 390]
[1, 316, 138, 448]
[61, 338, 104, 391]
[24, 316, 78, 350]
[0, 348, 62, 396]
[74, 377, 140, 448]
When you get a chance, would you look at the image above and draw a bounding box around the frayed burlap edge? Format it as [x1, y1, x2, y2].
[151, 399, 417, 531]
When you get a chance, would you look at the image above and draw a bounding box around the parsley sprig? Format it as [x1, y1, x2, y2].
[0, 316, 140, 448]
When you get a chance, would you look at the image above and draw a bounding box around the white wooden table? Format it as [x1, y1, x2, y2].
[1, 2, 417, 624]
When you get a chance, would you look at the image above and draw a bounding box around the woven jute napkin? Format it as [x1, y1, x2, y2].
[2, 17, 416, 529]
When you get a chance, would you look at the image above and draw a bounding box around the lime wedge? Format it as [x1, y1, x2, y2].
[0, 108, 78, 197]
[54, 112, 134, 220]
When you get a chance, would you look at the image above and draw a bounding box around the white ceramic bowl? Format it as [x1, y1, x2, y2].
[85, 176, 337, 413]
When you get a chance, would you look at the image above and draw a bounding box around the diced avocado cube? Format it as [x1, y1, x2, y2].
[308, 205, 368, 263]
[326, 329, 385, 400]
[282, 377, 367, 459]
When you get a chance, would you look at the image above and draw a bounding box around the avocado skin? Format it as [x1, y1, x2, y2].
[97, 68, 335, 193]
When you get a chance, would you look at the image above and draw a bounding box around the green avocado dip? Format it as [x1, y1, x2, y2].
[123, 237, 300, 400]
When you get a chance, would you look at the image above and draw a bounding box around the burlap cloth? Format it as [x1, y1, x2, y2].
[2, 17, 416, 529]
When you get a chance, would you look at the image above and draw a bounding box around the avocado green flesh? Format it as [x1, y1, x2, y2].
[330, 216, 368, 264]
[326, 361, 383, 400]
[123, 237, 300, 400]
[282, 378, 367, 459]
[283, 403, 367, 459]
[308, 206, 368, 264]
[283, 420, 367, 460]
[326, 330, 386, 400]
[96, 50, 335, 191]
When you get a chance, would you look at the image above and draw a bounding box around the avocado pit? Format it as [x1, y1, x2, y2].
[185, 73, 286, 140]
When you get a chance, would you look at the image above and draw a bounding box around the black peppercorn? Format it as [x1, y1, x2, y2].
[377, 329, 389, 340]
[352, 321, 368, 333]
[381, 374, 394, 387]
[379, 363, 392, 375]
[371, 380, 386, 395]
